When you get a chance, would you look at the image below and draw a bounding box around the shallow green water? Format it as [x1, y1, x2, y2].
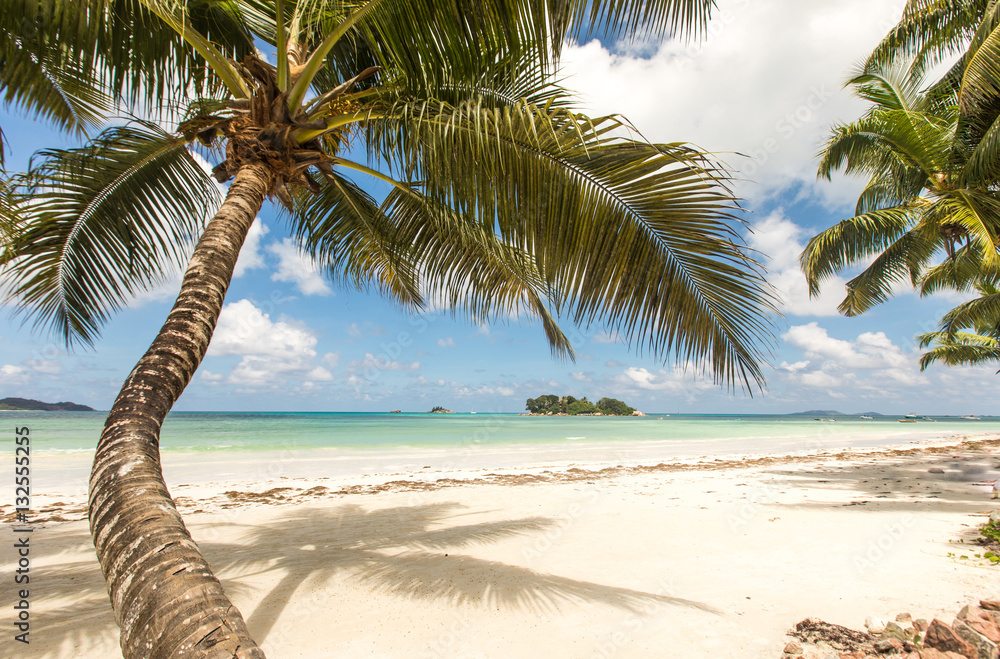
[8, 411, 1000, 456]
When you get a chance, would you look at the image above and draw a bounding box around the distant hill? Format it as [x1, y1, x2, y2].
[0, 397, 95, 412]
[788, 410, 844, 416]
[787, 410, 885, 417]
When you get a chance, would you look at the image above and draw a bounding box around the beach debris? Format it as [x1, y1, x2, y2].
[788, 618, 876, 653]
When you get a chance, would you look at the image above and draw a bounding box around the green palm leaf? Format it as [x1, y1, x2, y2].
[937, 291, 1000, 335]
[364, 99, 776, 388]
[866, 0, 989, 79]
[1, 122, 220, 345]
[800, 205, 919, 297]
[918, 241, 1000, 294]
[836, 225, 938, 315]
[918, 330, 1000, 369]
[1, 0, 258, 130]
[290, 168, 421, 306]
[379, 186, 576, 359]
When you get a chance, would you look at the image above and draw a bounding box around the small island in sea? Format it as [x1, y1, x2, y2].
[522, 394, 644, 416]
[0, 397, 95, 411]
[428, 406, 455, 414]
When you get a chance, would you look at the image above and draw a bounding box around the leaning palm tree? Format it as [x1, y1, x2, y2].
[800, 62, 1000, 315]
[2, 0, 775, 657]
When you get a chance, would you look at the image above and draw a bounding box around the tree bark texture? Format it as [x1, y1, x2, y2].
[89, 163, 273, 658]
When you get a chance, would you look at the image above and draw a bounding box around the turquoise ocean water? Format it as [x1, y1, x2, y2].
[9, 411, 1000, 455]
[7, 411, 1000, 490]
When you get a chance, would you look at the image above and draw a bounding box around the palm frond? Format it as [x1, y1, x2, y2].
[939, 291, 1000, 334]
[1, 34, 112, 134]
[800, 205, 919, 297]
[962, 106, 1000, 185]
[817, 107, 955, 183]
[379, 187, 576, 359]
[866, 0, 989, 79]
[1, 0, 258, 125]
[917, 240, 1000, 294]
[835, 226, 938, 315]
[918, 329, 1000, 369]
[364, 100, 776, 389]
[925, 188, 1000, 264]
[1, 122, 219, 346]
[290, 167, 421, 306]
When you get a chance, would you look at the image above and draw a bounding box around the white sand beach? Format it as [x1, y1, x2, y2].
[6, 434, 1000, 658]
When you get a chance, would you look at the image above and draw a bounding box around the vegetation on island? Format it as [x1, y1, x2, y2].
[0, 397, 95, 411]
[1, 1, 776, 655]
[428, 406, 454, 414]
[525, 395, 636, 416]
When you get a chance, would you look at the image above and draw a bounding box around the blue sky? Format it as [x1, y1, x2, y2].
[2, 0, 997, 415]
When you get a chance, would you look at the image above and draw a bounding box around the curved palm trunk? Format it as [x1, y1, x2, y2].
[89, 163, 272, 659]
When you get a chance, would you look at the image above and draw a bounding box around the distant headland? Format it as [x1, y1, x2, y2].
[786, 410, 885, 417]
[0, 397, 96, 411]
[522, 395, 644, 416]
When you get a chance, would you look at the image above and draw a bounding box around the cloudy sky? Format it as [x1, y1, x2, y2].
[2, 0, 996, 415]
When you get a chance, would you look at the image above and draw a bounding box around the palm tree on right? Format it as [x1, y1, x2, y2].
[800, 63, 1000, 315]
[802, 1, 1000, 367]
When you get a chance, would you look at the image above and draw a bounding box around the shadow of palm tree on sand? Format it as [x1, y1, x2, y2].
[201, 501, 719, 644]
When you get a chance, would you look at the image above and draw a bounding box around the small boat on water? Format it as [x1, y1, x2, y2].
[814, 418, 836, 422]
[899, 419, 917, 423]
[860, 415, 873, 420]
[961, 415, 982, 420]
[904, 414, 918, 418]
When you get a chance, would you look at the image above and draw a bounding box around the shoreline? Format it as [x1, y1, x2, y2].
[5, 433, 1000, 658]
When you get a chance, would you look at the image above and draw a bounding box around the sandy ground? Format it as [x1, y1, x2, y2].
[4, 436, 1000, 658]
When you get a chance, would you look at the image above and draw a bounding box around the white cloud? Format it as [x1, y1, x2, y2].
[268, 239, 333, 296]
[779, 322, 929, 393]
[306, 366, 334, 381]
[570, 371, 593, 382]
[615, 365, 716, 394]
[347, 322, 386, 338]
[747, 210, 848, 316]
[559, 0, 906, 207]
[783, 322, 909, 370]
[23, 359, 60, 374]
[204, 299, 336, 388]
[0, 364, 28, 385]
[437, 337, 456, 348]
[591, 331, 621, 344]
[200, 370, 224, 384]
[233, 219, 269, 278]
[347, 353, 420, 372]
[322, 352, 340, 370]
[208, 299, 317, 360]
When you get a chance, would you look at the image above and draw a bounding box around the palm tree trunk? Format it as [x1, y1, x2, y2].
[89, 162, 273, 658]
